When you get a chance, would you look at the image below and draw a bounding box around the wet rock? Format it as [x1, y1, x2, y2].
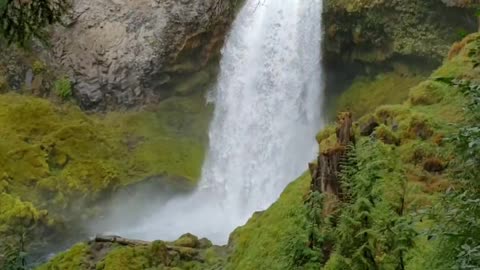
[360, 118, 379, 136]
[52, 0, 242, 110]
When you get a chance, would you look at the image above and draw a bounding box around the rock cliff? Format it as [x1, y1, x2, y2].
[324, 0, 476, 63]
[51, 0, 241, 110]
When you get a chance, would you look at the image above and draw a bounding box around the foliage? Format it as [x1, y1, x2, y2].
[53, 76, 71, 99]
[321, 141, 417, 270]
[423, 78, 480, 269]
[0, 0, 68, 45]
[2, 232, 28, 270]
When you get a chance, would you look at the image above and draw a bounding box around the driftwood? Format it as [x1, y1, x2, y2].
[310, 112, 355, 198]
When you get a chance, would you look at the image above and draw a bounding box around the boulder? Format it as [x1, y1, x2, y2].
[174, 233, 200, 248]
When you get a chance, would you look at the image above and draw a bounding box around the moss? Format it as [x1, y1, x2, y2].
[0, 193, 51, 234]
[174, 233, 200, 248]
[36, 243, 90, 270]
[226, 173, 311, 270]
[0, 90, 211, 238]
[434, 34, 480, 79]
[336, 71, 425, 118]
[223, 34, 476, 270]
[316, 125, 336, 144]
[325, 0, 475, 63]
[32, 61, 46, 75]
[409, 80, 449, 105]
[374, 124, 399, 145]
[96, 246, 153, 270]
[319, 132, 338, 154]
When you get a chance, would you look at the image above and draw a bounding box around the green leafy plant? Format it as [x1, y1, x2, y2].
[53, 76, 72, 99]
[427, 78, 480, 269]
[1, 231, 28, 270]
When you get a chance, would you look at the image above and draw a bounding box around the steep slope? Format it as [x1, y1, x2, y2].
[224, 33, 478, 270]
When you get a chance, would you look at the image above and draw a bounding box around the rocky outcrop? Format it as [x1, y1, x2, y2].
[324, 0, 476, 64]
[51, 0, 242, 110]
[38, 234, 226, 269]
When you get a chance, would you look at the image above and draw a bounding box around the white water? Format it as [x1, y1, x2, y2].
[98, 0, 324, 244]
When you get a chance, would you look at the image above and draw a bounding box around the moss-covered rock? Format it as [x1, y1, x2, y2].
[325, 0, 476, 63]
[37, 235, 227, 270]
[36, 244, 90, 270]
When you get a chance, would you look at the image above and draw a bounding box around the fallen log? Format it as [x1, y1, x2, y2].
[91, 235, 151, 246]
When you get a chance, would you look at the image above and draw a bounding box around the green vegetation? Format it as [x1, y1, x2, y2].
[36, 244, 90, 270]
[413, 78, 480, 269]
[32, 61, 46, 75]
[0, 90, 211, 268]
[325, 0, 475, 63]
[5, 3, 480, 270]
[0, 0, 68, 45]
[336, 71, 425, 119]
[226, 173, 315, 270]
[37, 238, 226, 270]
[53, 77, 72, 99]
[225, 33, 479, 270]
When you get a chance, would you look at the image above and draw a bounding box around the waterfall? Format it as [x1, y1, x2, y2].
[101, 0, 324, 244]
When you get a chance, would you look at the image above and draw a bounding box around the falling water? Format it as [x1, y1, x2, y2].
[99, 0, 324, 244]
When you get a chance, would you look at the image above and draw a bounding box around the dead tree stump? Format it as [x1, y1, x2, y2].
[309, 112, 355, 199]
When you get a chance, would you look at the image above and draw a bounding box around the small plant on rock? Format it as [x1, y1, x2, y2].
[32, 61, 46, 75]
[53, 76, 72, 99]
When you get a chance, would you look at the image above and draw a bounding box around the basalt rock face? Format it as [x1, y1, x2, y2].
[52, 0, 241, 111]
[324, 0, 476, 64]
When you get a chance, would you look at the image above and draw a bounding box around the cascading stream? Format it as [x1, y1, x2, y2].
[99, 0, 324, 244]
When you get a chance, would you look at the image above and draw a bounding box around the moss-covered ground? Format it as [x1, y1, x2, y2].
[0, 90, 212, 257]
[336, 70, 426, 119]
